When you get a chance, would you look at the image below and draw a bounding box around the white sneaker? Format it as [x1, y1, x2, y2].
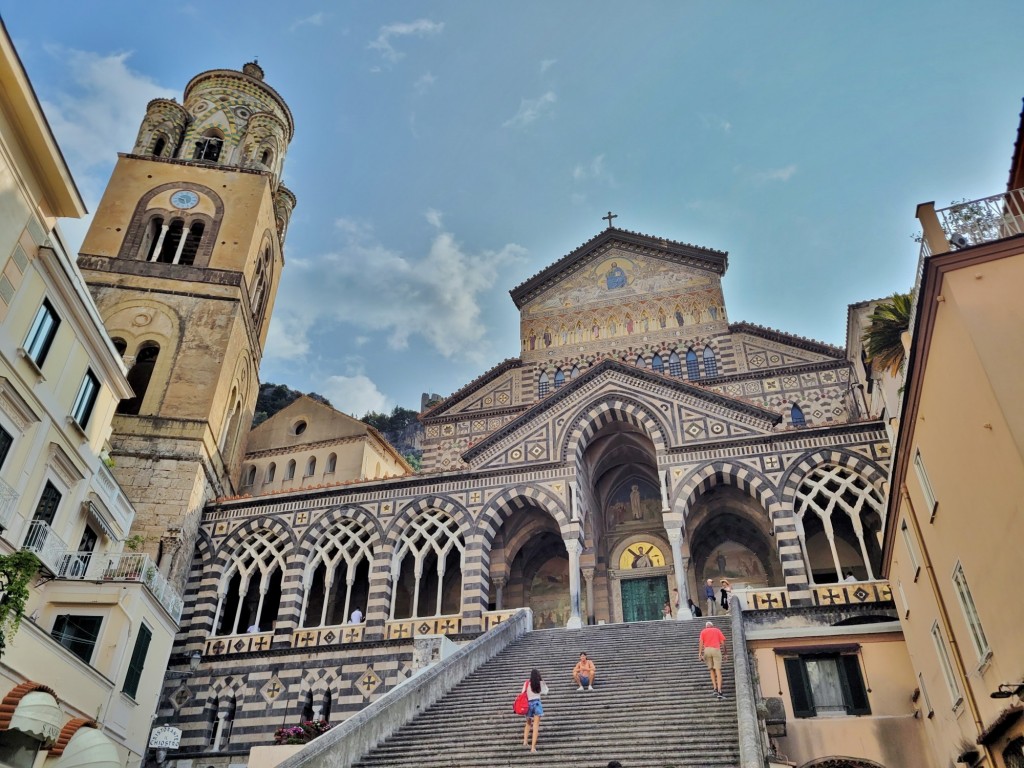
[576, 685, 584, 691]
[588, 686, 594, 691]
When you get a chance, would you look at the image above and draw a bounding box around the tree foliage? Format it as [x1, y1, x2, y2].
[861, 292, 912, 377]
[361, 406, 419, 435]
[0, 551, 40, 658]
[252, 383, 331, 427]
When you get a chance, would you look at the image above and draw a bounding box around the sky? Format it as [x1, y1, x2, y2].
[5, 2, 1023, 416]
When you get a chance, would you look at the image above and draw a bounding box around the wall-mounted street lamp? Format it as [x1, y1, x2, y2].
[166, 650, 203, 679]
[990, 682, 1024, 699]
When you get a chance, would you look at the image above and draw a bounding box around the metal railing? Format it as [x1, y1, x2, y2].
[933, 189, 1024, 249]
[53, 550, 183, 622]
[23, 520, 70, 573]
[0, 478, 18, 532]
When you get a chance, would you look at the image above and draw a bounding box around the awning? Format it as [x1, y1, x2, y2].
[82, 501, 116, 540]
[54, 727, 119, 768]
[7, 690, 62, 745]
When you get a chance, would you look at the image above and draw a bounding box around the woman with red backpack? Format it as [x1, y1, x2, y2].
[517, 669, 548, 753]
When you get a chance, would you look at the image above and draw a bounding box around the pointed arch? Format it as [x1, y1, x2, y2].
[791, 402, 807, 427]
[668, 350, 682, 377]
[537, 370, 550, 397]
[685, 348, 699, 379]
[703, 345, 718, 377]
[652, 353, 664, 373]
[553, 369, 565, 389]
[559, 395, 670, 464]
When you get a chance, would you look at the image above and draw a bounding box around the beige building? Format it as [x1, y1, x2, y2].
[238, 397, 412, 498]
[0, 21, 182, 768]
[880, 143, 1024, 766]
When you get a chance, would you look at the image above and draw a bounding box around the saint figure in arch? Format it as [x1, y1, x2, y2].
[630, 484, 643, 519]
[630, 546, 653, 568]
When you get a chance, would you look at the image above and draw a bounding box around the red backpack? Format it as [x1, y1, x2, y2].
[513, 680, 529, 715]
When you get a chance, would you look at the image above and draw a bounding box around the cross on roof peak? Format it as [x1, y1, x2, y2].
[602, 211, 617, 229]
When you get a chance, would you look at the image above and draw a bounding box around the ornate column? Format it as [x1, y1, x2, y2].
[149, 223, 170, 262]
[493, 576, 506, 610]
[664, 514, 692, 620]
[582, 567, 595, 626]
[562, 526, 583, 629]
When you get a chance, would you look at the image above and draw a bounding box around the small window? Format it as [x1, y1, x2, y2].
[538, 372, 550, 397]
[570, 365, 580, 380]
[71, 371, 100, 429]
[635, 355, 646, 369]
[913, 449, 938, 519]
[51, 614, 103, 664]
[293, 420, 307, 436]
[23, 300, 60, 367]
[703, 345, 718, 377]
[553, 369, 565, 389]
[32, 481, 62, 525]
[260, 149, 272, 166]
[952, 562, 990, 662]
[157, 219, 185, 264]
[931, 621, 962, 707]
[265, 463, 276, 484]
[668, 351, 682, 377]
[305, 457, 316, 477]
[900, 519, 921, 580]
[0, 425, 12, 470]
[326, 454, 337, 474]
[784, 653, 870, 718]
[652, 354, 664, 374]
[193, 133, 223, 162]
[244, 466, 257, 487]
[685, 349, 699, 380]
[152, 136, 166, 157]
[285, 460, 296, 480]
[791, 403, 806, 428]
[122, 623, 153, 699]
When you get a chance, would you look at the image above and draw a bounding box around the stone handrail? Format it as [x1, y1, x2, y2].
[276, 608, 534, 768]
[730, 599, 762, 768]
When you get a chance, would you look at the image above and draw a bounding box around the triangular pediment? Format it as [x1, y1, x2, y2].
[463, 360, 781, 471]
[421, 359, 522, 420]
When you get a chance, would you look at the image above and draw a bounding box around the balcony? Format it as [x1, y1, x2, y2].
[0, 478, 17, 532]
[918, 188, 1024, 258]
[22, 520, 70, 574]
[54, 550, 184, 622]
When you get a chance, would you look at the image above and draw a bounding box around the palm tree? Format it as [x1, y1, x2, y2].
[861, 292, 912, 377]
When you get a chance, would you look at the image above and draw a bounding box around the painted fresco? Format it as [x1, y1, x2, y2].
[520, 250, 726, 351]
[529, 558, 571, 629]
[702, 540, 767, 586]
[617, 542, 667, 570]
[606, 478, 662, 527]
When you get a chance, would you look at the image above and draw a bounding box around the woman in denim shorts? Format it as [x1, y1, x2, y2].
[522, 668, 549, 753]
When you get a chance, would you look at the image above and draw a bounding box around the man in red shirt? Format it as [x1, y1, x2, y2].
[698, 620, 727, 698]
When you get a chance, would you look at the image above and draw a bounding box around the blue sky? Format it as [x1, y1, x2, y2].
[6, 2, 1022, 416]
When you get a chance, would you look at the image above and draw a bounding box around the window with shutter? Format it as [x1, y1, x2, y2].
[839, 654, 871, 715]
[122, 623, 153, 698]
[784, 657, 815, 718]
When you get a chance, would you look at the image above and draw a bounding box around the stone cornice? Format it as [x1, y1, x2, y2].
[729, 321, 845, 358]
[421, 358, 522, 420]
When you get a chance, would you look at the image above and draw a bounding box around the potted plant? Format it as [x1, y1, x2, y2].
[273, 720, 331, 745]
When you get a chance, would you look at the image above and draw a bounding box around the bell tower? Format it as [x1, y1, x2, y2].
[78, 62, 296, 587]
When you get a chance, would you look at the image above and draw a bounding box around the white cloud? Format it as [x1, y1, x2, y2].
[424, 208, 443, 228]
[699, 113, 732, 134]
[749, 164, 798, 183]
[290, 12, 326, 32]
[503, 91, 557, 128]
[322, 374, 391, 417]
[573, 154, 607, 182]
[368, 19, 444, 63]
[268, 223, 526, 365]
[414, 72, 436, 94]
[540, 59, 557, 73]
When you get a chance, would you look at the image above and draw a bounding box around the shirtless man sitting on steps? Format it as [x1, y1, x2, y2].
[573, 652, 596, 691]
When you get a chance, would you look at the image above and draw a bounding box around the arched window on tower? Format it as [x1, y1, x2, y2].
[326, 453, 337, 474]
[244, 466, 256, 488]
[538, 371, 550, 397]
[305, 456, 317, 478]
[260, 148, 273, 167]
[118, 344, 159, 415]
[194, 129, 224, 162]
[635, 355, 646, 369]
[685, 348, 699, 379]
[111, 338, 127, 357]
[157, 219, 185, 264]
[301, 518, 374, 628]
[143, 216, 165, 261]
[668, 351, 682, 377]
[152, 135, 167, 157]
[703, 345, 718, 377]
[553, 369, 565, 388]
[265, 462, 276, 484]
[652, 353, 664, 374]
[250, 248, 273, 330]
[285, 460, 296, 481]
[213, 530, 286, 635]
[179, 221, 205, 266]
[391, 509, 465, 620]
[791, 403, 807, 428]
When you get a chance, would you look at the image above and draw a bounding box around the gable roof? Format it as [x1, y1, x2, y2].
[509, 227, 728, 309]
[462, 357, 781, 462]
[729, 321, 845, 358]
[420, 358, 522, 420]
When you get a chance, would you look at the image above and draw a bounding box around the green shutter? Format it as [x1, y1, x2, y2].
[122, 624, 153, 699]
[839, 654, 871, 715]
[783, 657, 815, 718]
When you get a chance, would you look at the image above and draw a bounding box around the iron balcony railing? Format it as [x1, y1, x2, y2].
[23, 520, 70, 574]
[0, 478, 17, 533]
[54, 550, 184, 622]
[932, 188, 1024, 249]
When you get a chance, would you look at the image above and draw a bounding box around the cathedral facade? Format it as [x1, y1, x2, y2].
[72, 62, 893, 764]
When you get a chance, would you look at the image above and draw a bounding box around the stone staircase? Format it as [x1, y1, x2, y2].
[352, 617, 739, 768]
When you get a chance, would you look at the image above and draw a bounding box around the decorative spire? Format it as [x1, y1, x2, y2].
[242, 61, 265, 81]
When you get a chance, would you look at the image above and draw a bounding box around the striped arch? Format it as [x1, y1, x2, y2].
[779, 448, 889, 505]
[208, 676, 245, 711]
[385, 495, 474, 545]
[673, 461, 810, 603]
[298, 504, 384, 556]
[212, 516, 296, 573]
[560, 394, 670, 463]
[181, 528, 216, 639]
